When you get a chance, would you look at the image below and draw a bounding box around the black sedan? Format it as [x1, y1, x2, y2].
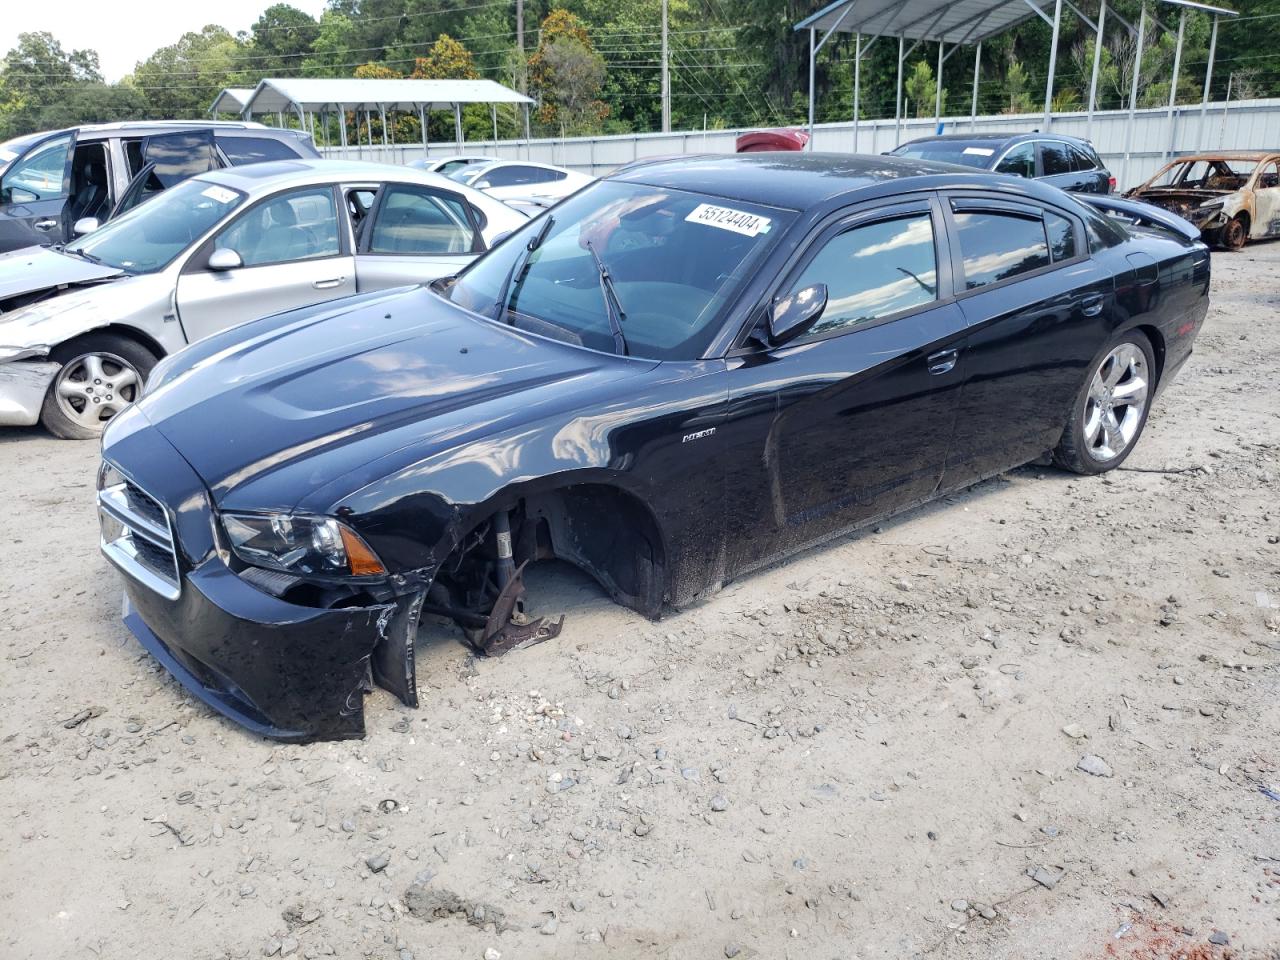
[891, 133, 1115, 194]
[97, 153, 1209, 741]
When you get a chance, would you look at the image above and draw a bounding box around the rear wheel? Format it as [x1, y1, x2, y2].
[1054, 332, 1155, 475]
[39, 334, 157, 440]
[1221, 215, 1247, 251]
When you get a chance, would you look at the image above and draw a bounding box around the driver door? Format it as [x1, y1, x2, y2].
[175, 185, 356, 343]
[722, 198, 967, 574]
[0, 129, 77, 252]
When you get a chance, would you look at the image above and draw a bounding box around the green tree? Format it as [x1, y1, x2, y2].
[530, 10, 608, 134]
[131, 26, 247, 119]
[248, 4, 320, 77]
[905, 59, 947, 117]
[0, 32, 102, 136]
[303, 11, 358, 77]
[34, 82, 149, 129]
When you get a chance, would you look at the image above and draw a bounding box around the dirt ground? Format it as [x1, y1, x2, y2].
[1, 243, 1278, 960]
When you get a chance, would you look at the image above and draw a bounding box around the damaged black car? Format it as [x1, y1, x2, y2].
[98, 153, 1210, 741]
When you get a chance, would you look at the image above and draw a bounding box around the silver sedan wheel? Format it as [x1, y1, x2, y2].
[53, 352, 141, 430]
[1082, 342, 1149, 462]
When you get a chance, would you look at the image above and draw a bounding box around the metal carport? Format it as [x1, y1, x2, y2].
[208, 88, 255, 117]
[231, 78, 535, 158]
[795, 0, 1238, 168]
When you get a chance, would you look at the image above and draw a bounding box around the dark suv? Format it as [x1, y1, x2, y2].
[890, 133, 1114, 194]
[0, 121, 319, 253]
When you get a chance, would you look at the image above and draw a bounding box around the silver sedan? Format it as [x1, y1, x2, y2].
[0, 159, 527, 438]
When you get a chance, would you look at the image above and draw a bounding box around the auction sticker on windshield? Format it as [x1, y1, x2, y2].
[685, 203, 772, 237]
[201, 185, 239, 204]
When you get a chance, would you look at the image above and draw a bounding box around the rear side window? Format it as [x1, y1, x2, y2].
[1040, 141, 1073, 177]
[1069, 144, 1098, 172]
[483, 165, 544, 187]
[217, 136, 302, 165]
[994, 143, 1035, 178]
[789, 212, 938, 339]
[1045, 212, 1076, 261]
[952, 208, 1050, 289]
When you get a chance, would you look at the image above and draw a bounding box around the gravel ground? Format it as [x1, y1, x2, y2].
[2, 243, 1278, 960]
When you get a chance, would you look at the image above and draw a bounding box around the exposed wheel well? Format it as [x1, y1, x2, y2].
[49, 325, 165, 365]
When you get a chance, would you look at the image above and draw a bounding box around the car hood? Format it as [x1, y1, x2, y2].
[133, 286, 651, 511]
[0, 245, 123, 304]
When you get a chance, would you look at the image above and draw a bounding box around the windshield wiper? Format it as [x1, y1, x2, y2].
[491, 215, 554, 323]
[67, 247, 102, 264]
[583, 239, 629, 357]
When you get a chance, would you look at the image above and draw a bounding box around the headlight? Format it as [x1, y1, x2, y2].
[97, 461, 124, 491]
[222, 512, 386, 578]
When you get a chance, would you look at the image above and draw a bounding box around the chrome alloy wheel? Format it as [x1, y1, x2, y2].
[1083, 342, 1149, 462]
[53, 352, 141, 430]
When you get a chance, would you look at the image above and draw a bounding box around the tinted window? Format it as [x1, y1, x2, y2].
[790, 213, 937, 339]
[368, 184, 476, 254]
[994, 143, 1035, 178]
[436, 159, 472, 176]
[448, 180, 790, 360]
[144, 131, 219, 187]
[891, 141, 996, 168]
[1040, 141, 1073, 177]
[953, 209, 1050, 288]
[1069, 144, 1097, 172]
[123, 139, 146, 177]
[217, 136, 301, 165]
[214, 186, 340, 267]
[1045, 212, 1076, 261]
[483, 165, 541, 187]
[1, 133, 71, 202]
[1080, 205, 1126, 252]
[72, 177, 245, 273]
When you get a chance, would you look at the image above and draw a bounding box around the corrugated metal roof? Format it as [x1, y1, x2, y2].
[240, 78, 534, 114]
[210, 88, 255, 113]
[795, 0, 1237, 44]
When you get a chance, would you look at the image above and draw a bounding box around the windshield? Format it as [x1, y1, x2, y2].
[1147, 158, 1259, 189]
[71, 177, 245, 274]
[449, 164, 488, 184]
[891, 141, 996, 169]
[447, 179, 792, 359]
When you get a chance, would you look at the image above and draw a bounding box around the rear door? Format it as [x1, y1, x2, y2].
[1249, 159, 1280, 238]
[723, 197, 968, 573]
[0, 129, 77, 251]
[175, 184, 356, 343]
[939, 193, 1112, 488]
[1038, 140, 1087, 193]
[355, 180, 486, 290]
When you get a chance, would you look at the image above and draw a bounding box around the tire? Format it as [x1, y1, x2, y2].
[39, 333, 158, 440]
[1053, 331, 1156, 476]
[1221, 215, 1247, 251]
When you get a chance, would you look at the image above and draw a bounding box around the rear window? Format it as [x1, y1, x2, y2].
[891, 141, 996, 169]
[217, 136, 304, 165]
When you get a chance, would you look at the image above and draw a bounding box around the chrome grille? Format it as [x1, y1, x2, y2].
[99, 472, 180, 600]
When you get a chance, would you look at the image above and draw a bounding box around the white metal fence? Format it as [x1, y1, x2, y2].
[320, 97, 1280, 191]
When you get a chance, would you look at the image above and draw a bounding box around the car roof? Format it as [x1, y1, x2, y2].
[612, 151, 991, 209]
[195, 158, 473, 193]
[899, 132, 1096, 149]
[15, 121, 284, 142]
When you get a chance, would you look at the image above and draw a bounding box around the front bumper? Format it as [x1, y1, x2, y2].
[117, 559, 403, 742]
[0, 360, 58, 426]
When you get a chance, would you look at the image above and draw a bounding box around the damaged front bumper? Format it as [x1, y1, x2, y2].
[118, 559, 420, 742]
[0, 359, 58, 426]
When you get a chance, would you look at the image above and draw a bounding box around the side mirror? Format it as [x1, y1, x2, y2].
[768, 283, 828, 346]
[489, 229, 516, 246]
[73, 217, 100, 236]
[207, 247, 243, 272]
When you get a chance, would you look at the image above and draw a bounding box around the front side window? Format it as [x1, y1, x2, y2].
[995, 143, 1035, 179]
[788, 213, 937, 340]
[71, 176, 245, 273]
[214, 186, 340, 267]
[1, 133, 72, 203]
[448, 180, 792, 360]
[367, 184, 476, 255]
[1040, 141, 1073, 177]
[953, 208, 1050, 289]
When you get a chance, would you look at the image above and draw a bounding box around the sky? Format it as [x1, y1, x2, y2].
[13, 0, 330, 82]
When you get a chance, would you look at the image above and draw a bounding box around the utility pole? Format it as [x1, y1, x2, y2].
[516, 0, 525, 79]
[661, 0, 671, 132]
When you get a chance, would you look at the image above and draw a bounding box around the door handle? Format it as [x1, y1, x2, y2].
[312, 277, 345, 289]
[926, 347, 959, 375]
[34, 219, 58, 231]
[1080, 294, 1105, 317]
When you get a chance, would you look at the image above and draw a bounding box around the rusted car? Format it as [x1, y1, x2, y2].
[1126, 151, 1280, 250]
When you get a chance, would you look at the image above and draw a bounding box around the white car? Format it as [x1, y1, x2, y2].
[448, 160, 594, 205]
[0, 159, 526, 439]
[407, 155, 494, 178]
